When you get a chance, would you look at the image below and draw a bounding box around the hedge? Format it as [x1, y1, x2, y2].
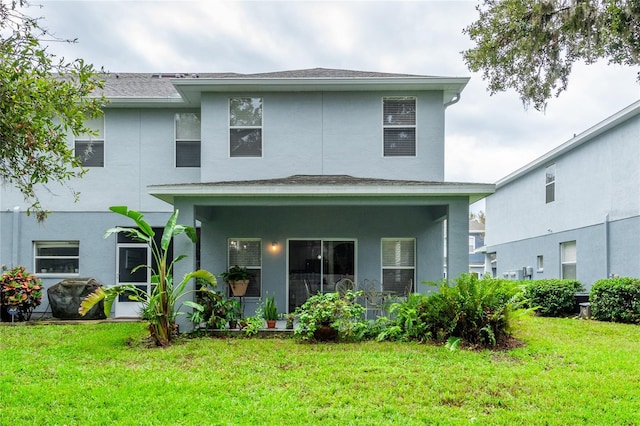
[590, 277, 640, 324]
[523, 279, 584, 317]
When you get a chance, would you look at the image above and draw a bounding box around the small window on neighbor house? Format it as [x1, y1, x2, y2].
[545, 164, 556, 203]
[537, 255, 544, 272]
[381, 238, 416, 295]
[228, 239, 262, 297]
[34, 241, 79, 275]
[383, 97, 416, 157]
[229, 97, 262, 157]
[561, 241, 576, 280]
[469, 236, 476, 254]
[175, 113, 201, 167]
[75, 116, 104, 167]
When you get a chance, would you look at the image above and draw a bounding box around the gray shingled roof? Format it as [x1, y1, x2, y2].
[148, 175, 495, 205]
[99, 68, 432, 98]
[151, 174, 488, 188]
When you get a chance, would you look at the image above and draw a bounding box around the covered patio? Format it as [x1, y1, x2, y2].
[149, 175, 494, 325]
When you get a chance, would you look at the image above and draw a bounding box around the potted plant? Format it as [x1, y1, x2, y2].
[284, 313, 295, 330]
[225, 299, 242, 329]
[293, 291, 365, 341]
[0, 266, 43, 322]
[220, 266, 253, 297]
[262, 295, 278, 328]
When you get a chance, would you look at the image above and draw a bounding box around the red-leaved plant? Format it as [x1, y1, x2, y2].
[0, 266, 43, 321]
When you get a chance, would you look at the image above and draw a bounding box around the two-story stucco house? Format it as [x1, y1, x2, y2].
[485, 100, 640, 288]
[0, 68, 494, 321]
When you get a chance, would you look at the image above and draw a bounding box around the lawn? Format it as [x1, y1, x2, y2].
[1, 316, 639, 425]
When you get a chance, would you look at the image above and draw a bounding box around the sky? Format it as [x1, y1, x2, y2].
[29, 0, 640, 194]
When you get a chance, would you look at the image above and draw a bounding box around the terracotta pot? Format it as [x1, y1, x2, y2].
[266, 319, 277, 329]
[228, 280, 249, 296]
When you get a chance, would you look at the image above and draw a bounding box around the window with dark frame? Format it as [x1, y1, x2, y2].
[383, 97, 416, 157]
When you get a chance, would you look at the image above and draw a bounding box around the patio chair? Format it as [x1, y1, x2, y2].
[361, 279, 384, 319]
[335, 278, 356, 297]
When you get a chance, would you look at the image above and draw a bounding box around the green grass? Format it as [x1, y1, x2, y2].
[1, 316, 639, 425]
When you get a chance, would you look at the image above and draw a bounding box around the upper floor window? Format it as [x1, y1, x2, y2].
[383, 97, 416, 157]
[469, 236, 476, 254]
[175, 113, 201, 167]
[229, 97, 262, 157]
[75, 117, 104, 167]
[34, 241, 79, 275]
[545, 164, 556, 203]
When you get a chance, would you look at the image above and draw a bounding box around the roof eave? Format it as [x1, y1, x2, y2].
[103, 96, 187, 108]
[148, 182, 494, 205]
[496, 99, 640, 187]
[171, 76, 470, 105]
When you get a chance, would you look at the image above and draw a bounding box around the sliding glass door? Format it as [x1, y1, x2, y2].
[288, 239, 355, 312]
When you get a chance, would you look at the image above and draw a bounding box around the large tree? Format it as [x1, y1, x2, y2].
[463, 0, 640, 110]
[0, 0, 105, 221]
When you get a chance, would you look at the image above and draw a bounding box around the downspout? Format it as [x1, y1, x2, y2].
[604, 213, 610, 278]
[444, 93, 461, 109]
[12, 206, 20, 267]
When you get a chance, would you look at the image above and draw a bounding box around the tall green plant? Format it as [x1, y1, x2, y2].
[415, 275, 526, 347]
[79, 206, 215, 346]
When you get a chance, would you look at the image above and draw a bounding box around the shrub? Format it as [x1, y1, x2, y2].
[405, 275, 525, 347]
[294, 292, 366, 341]
[591, 277, 640, 324]
[523, 279, 584, 316]
[0, 266, 43, 322]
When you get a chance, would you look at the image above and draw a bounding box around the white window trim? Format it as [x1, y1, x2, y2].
[381, 238, 416, 293]
[545, 164, 556, 204]
[174, 112, 201, 168]
[227, 238, 262, 298]
[382, 96, 417, 158]
[74, 116, 105, 168]
[33, 241, 80, 276]
[228, 97, 263, 159]
[560, 241, 577, 279]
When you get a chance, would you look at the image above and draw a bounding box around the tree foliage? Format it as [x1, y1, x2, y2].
[463, 0, 640, 110]
[0, 0, 106, 220]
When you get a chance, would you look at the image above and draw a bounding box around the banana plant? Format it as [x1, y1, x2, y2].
[79, 206, 216, 346]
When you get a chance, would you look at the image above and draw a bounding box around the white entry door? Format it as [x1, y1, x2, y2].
[115, 243, 151, 318]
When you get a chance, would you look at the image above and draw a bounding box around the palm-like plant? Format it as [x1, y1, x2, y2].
[79, 206, 216, 346]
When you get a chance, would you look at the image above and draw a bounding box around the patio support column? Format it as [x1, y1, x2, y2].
[173, 199, 197, 332]
[447, 199, 470, 281]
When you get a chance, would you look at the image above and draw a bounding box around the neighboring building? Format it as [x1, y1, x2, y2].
[0, 68, 493, 322]
[485, 100, 640, 288]
[468, 219, 485, 276]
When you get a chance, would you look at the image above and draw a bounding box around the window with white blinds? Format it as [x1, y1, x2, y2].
[75, 116, 105, 167]
[383, 97, 416, 157]
[228, 239, 262, 297]
[229, 97, 262, 157]
[175, 113, 201, 167]
[381, 238, 415, 295]
[561, 241, 576, 280]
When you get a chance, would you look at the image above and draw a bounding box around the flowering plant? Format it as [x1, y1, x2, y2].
[0, 266, 43, 321]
